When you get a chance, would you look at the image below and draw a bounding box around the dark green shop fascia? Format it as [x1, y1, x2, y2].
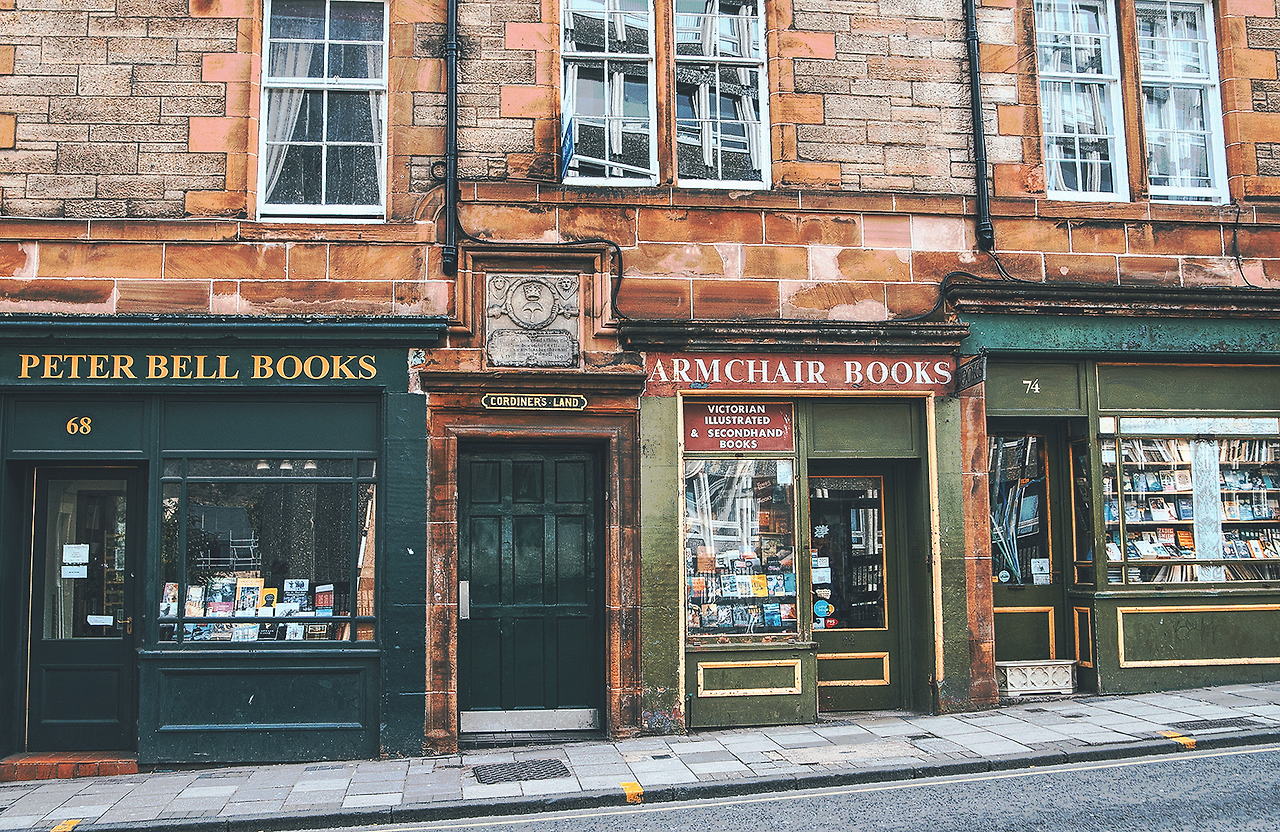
[949, 282, 1280, 694]
[0, 315, 445, 764]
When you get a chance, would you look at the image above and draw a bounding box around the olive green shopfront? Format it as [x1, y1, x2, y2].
[0, 316, 445, 764]
[958, 293, 1280, 696]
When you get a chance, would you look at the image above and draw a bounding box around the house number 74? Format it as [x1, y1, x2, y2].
[65, 416, 92, 434]
[1022, 379, 1041, 394]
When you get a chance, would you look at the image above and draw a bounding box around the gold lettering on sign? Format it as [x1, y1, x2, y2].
[17, 353, 374, 382]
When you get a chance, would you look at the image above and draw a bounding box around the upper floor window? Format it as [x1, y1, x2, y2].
[561, 0, 768, 187]
[1035, 0, 1228, 204]
[260, 0, 388, 219]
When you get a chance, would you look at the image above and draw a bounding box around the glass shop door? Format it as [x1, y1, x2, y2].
[25, 467, 142, 750]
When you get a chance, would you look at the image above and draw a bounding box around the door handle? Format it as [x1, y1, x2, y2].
[459, 581, 470, 620]
[122, 617, 133, 635]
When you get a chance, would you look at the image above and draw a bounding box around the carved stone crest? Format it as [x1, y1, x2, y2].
[485, 274, 580, 368]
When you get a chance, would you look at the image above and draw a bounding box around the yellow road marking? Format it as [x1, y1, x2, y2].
[621, 781, 643, 803]
[1159, 730, 1196, 749]
[51, 821, 81, 832]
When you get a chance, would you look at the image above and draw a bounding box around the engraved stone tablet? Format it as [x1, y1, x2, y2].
[485, 274, 581, 368]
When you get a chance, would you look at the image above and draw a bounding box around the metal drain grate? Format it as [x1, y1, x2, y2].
[1169, 717, 1263, 732]
[473, 758, 571, 784]
[304, 764, 349, 772]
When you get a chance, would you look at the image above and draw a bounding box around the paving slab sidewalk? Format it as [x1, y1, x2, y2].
[3, 681, 1280, 831]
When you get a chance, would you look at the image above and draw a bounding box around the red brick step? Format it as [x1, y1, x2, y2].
[0, 752, 138, 782]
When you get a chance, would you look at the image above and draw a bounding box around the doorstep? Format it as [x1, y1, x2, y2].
[0, 752, 138, 782]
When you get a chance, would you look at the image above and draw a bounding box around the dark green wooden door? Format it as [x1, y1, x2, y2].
[457, 446, 601, 732]
[809, 467, 906, 711]
[27, 467, 142, 750]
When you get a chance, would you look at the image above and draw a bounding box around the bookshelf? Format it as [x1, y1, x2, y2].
[1102, 437, 1280, 584]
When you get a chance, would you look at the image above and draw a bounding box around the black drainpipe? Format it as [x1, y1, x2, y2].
[441, 0, 461, 276]
[964, 0, 995, 252]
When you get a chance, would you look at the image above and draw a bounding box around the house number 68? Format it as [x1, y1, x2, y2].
[65, 416, 92, 434]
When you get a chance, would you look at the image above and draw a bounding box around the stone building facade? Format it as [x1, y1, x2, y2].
[0, 0, 1276, 763]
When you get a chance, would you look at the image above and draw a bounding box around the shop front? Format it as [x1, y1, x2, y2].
[953, 283, 1280, 694]
[0, 316, 445, 764]
[625, 323, 986, 730]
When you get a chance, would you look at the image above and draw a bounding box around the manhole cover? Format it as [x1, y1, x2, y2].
[1169, 717, 1263, 732]
[473, 758, 571, 784]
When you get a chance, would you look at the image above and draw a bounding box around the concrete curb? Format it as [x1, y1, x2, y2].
[65, 729, 1280, 831]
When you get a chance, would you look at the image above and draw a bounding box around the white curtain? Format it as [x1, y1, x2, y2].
[263, 42, 316, 202]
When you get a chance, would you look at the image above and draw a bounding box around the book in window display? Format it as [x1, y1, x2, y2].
[205, 576, 236, 616]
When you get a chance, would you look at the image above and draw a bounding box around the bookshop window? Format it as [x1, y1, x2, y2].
[684, 458, 798, 636]
[989, 435, 1053, 586]
[1101, 437, 1280, 584]
[158, 458, 377, 643]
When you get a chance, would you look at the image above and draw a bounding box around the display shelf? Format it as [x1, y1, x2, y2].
[1104, 436, 1280, 584]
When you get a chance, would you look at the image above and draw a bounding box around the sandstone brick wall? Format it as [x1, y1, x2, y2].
[0, 0, 245, 219]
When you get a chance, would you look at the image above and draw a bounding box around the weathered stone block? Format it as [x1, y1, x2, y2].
[107, 37, 178, 65]
[50, 96, 161, 124]
[57, 142, 139, 175]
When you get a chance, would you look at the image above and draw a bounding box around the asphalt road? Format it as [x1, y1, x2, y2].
[336, 743, 1280, 832]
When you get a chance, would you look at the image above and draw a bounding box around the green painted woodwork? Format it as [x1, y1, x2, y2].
[807, 400, 921, 458]
[27, 468, 142, 751]
[986, 363, 1084, 415]
[1091, 597, 1280, 693]
[1097, 364, 1280, 412]
[685, 648, 816, 728]
[993, 610, 1054, 662]
[808, 461, 908, 712]
[457, 446, 601, 715]
[9, 400, 147, 454]
[162, 399, 379, 453]
[137, 651, 380, 763]
[962, 314, 1280, 356]
[378, 392, 428, 757]
[638, 396, 684, 733]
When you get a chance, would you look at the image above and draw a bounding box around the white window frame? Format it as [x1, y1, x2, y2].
[672, 0, 770, 189]
[258, 0, 389, 220]
[1136, 0, 1229, 204]
[1035, 0, 1131, 202]
[1034, 0, 1228, 204]
[561, 0, 659, 185]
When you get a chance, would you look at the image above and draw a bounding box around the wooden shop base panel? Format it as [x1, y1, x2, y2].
[0, 752, 138, 782]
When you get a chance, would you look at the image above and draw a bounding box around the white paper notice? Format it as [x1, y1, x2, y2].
[62, 543, 90, 564]
[61, 564, 88, 579]
[86, 615, 114, 626]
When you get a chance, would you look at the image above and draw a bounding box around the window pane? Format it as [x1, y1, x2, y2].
[327, 91, 378, 142]
[685, 459, 798, 637]
[328, 43, 382, 79]
[329, 0, 383, 40]
[180, 481, 356, 641]
[265, 145, 323, 204]
[326, 144, 381, 204]
[269, 42, 323, 78]
[1040, 80, 1118, 194]
[270, 0, 325, 39]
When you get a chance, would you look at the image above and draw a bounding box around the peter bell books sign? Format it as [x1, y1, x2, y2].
[646, 353, 957, 397]
[5, 350, 380, 386]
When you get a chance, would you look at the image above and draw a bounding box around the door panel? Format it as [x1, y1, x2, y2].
[27, 468, 141, 750]
[809, 467, 905, 711]
[458, 446, 601, 730]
